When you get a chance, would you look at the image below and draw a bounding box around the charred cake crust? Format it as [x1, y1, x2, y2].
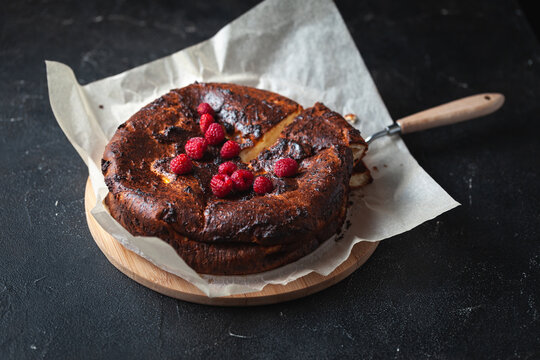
[102, 83, 366, 275]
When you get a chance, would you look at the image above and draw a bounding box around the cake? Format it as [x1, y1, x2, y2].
[101, 83, 370, 275]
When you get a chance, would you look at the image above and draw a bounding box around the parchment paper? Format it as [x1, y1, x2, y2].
[46, 0, 459, 297]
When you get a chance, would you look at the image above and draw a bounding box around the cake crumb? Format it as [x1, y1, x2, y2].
[373, 166, 378, 171]
[344, 113, 358, 124]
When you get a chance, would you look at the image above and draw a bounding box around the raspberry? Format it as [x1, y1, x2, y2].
[205, 123, 225, 145]
[231, 169, 254, 192]
[218, 161, 237, 176]
[199, 113, 214, 134]
[220, 140, 240, 159]
[169, 154, 192, 175]
[197, 102, 214, 117]
[253, 176, 273, 195]
[274, 158, 298, 177]
[210, 174, 233, 198]
[185, 137, 208, 160]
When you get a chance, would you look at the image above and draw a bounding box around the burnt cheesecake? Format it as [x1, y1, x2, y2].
[101, 83, 370, 275]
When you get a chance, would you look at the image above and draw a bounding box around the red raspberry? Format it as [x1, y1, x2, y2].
[169, 154, 192, 175]
[210, 174, 233, 198]
[185, 137, 208, 160]
[274, 158, 298, 177]
[253, 176, 273, 195]
[197, 102, 214, 117]
[200, 113, 214, 134]
[220, 140, 240, 159]
[218, 161, 237, 175]
[231, 169, 254, 192]
[205, 123, 225, 145]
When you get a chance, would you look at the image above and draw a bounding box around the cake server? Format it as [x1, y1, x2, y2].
[365, 93, 505, 143]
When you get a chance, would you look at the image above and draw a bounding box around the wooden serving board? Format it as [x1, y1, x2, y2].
[84, 178, 378, 306]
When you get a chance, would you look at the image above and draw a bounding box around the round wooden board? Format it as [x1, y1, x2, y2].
[84, 178, 378, 306]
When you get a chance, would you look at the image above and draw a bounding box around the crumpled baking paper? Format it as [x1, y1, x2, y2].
[46, 0, 459, 297]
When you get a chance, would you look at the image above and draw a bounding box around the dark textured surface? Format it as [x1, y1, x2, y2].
[1, 0, 539, 358]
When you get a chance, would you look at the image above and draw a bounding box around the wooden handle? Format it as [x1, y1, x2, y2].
[396, 93, 505, 134]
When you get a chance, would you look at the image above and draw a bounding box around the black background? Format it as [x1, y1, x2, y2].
[1, 0, 539, 358]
